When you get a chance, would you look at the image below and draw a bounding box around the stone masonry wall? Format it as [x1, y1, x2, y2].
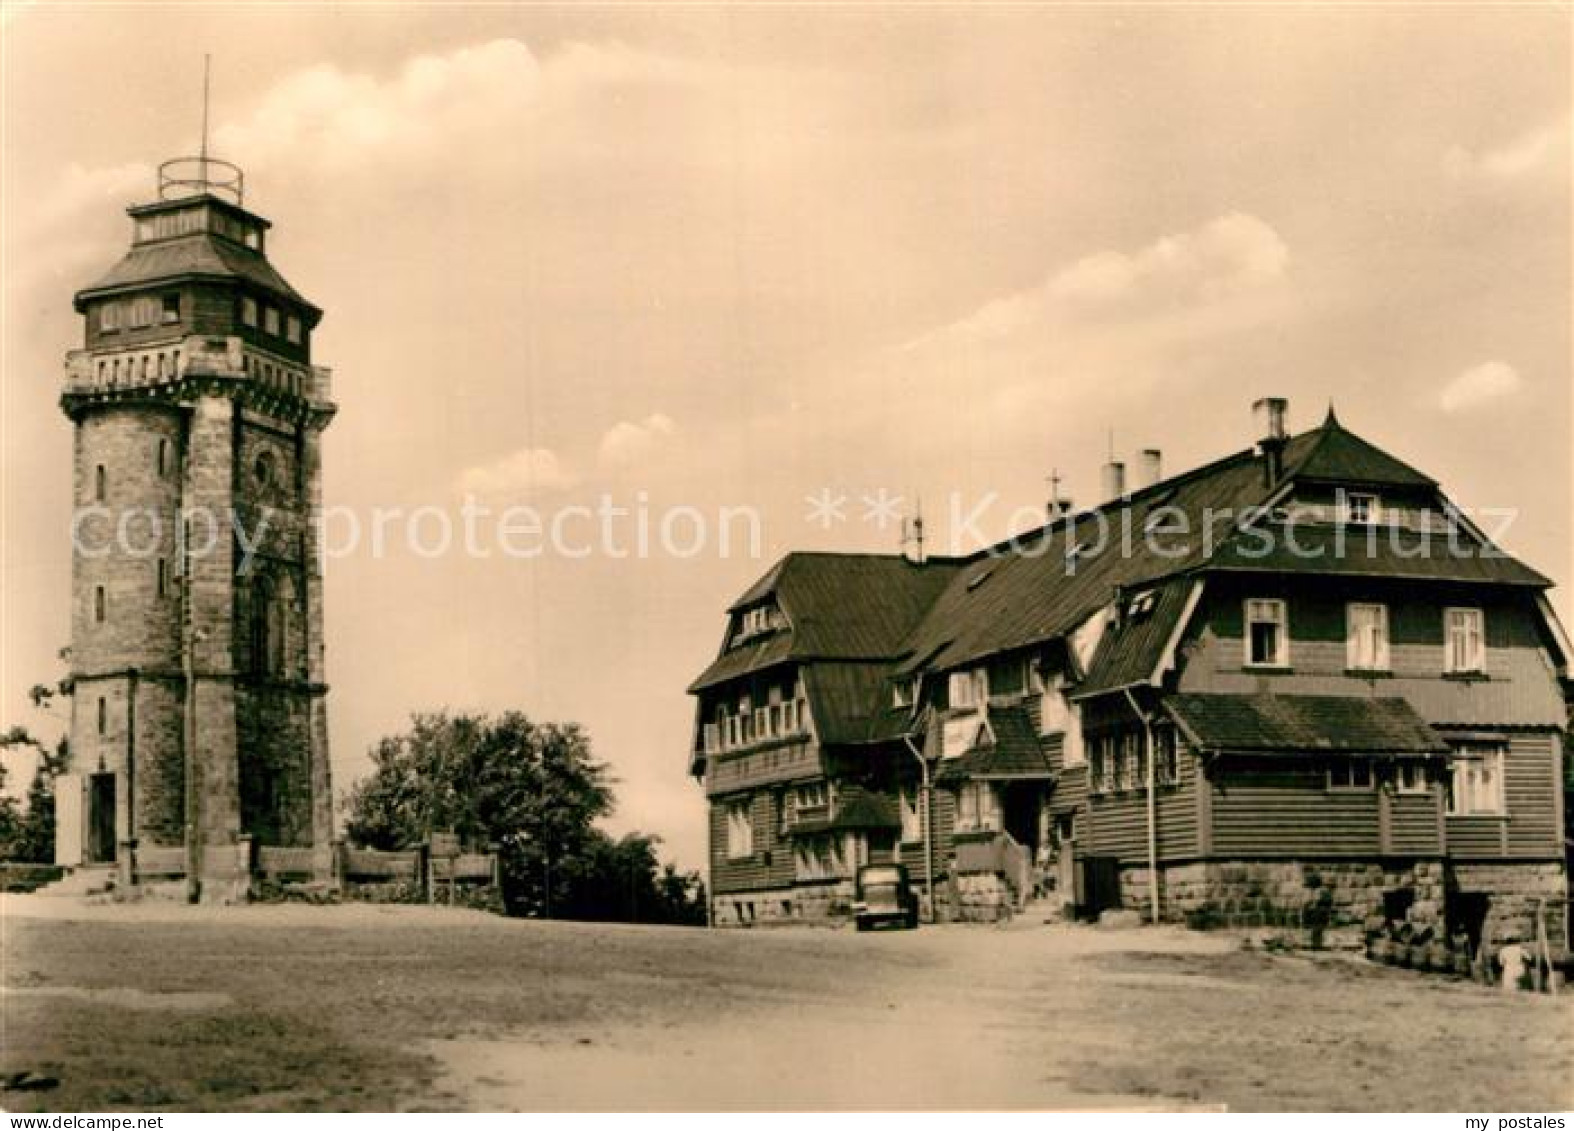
[1122, 860, 1449, 929]
[1450, 862, 1566, 946]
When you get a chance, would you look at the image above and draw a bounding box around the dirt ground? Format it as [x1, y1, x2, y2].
[2, 894, 1570, 1112]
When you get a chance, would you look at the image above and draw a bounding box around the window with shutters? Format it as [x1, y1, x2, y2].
[725, 801, 753, 859]
[1346, 603, 1390, 671]
[1446, 743, 1504, 815]
[1444, 607, 1485, 674]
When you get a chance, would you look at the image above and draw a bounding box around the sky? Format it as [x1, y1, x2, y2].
[2, 4, 1569, 870]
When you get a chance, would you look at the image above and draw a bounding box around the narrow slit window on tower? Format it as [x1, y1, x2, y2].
[97, 696, 107, 736]
[94, 585, 106, 623]
[157, 557, 169, 597]
[94, 464, 106, 502]
[157, 438, 169, 477]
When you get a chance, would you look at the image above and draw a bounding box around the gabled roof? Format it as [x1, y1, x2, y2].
[1206, 524, 1551, 587]
[1281, 408, 1434, 488]
[936, 706, 1054, 782]
[689, 553, 962, 691]
[1163, 693, 1448, 756]
[74, 232, 318, 316]
[895, 447, 1271, 676]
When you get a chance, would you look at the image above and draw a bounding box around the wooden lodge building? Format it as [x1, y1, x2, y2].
[687, 400, 1570, 943]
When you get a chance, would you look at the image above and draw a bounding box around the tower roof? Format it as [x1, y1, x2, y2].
[73, 192, 320, 323]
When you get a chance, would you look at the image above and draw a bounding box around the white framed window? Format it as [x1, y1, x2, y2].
[1342, 492, 1381, 525]
[1153, 726, 1179, 786]
[794, 781, 829, 815]
[127, 296, 158, 328]
[240, 297, 258, 327]
[725, 714, 740, 749]
[1444, 607, 1485, 674]
[1346, 603, 1390, 671]
[264, 306, 281, 336]
[1245, 598, 1288, 668]
[1327, 761, 1373, 791]
[702, 722, 721, 755]
[286, 315, 302, 344]
[1090, 735, 1117, 793]
[793, 833, 845, 881]
[954, 781, 1000, 833]
[1447, 744, 1505, 815]
[1118, 731, 1144, 791]
[899, 786, 922, 843]
[948, 668, 985, 711]
[892, 678, 913, 709]
[1394, 762, 1429, 795]
[98, 302, 121, 332]
[725, 801, 754, 859]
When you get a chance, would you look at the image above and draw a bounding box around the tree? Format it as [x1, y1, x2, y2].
[345, 711, 614, 916]
[344, 711, 706, 923]
[0, 677, 73, 864]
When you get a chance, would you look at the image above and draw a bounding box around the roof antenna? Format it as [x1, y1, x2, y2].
[902, 495, 926, 564]
[159, 55, 243, 206]
[199, 53, 211, 178]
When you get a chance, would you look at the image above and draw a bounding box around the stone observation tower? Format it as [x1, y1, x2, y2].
[57, 141, 336, 897]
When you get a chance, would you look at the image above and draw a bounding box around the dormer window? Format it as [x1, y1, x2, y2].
[286, 315, 302, 345]
[127, 295, 158, 329]
[161, 293, 181, 324]
[1341, 492, 1381, 525]
[948, 668, 985, 711]
[264, 307, 281, 336]
[240, 297, 258, 328]
[98, 302, 121, 333]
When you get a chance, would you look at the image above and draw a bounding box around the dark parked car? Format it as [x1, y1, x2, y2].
[853, 863, 919, 931]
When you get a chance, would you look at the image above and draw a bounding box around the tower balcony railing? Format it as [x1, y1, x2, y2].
[64, 335, 332, 405]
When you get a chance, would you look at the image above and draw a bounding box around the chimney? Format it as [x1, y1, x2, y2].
[1139, 448, 1163, 489]
[1101, 460, 1127, 502]
[1253, 397, 1289, 486]
[901, 507, 926, 564]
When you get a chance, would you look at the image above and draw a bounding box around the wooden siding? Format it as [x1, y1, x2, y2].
[1445, 730, 1561, 860]
[705, 738, 821, 796]
[1084, 750, 1201, 863]
[708, 790, 796, 894]
[1052, 764, 1088, 816]
[1178, 581, 1564, 727]
[897, 787, 956, 884]
[1387, 791, 1443, 856]
[1209, 759, 1382, 857]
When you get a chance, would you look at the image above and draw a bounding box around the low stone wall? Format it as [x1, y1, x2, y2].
[1450, 861, 1565, 945]
[938, 872, 1015, 923]
[1119, 858, 1566, 942]
[1123, 860, 1448, 929]
[711, 880, 855, 926]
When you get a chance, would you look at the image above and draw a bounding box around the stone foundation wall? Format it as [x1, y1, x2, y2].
[711, 880, 856, 926]
[1118, 858, 1566, 941]
[938, 872, 1015, 923]
[1122, 860, 1448, 929]
[1450, 861, 1566, 945]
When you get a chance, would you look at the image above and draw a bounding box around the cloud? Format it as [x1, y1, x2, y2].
[1445, 117, 1570, 187]
[1439, 360, 1523, 414]
[597, 413, 677, 472]
[455, 446, 577, 498]
[914, 212, 1289, 347]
